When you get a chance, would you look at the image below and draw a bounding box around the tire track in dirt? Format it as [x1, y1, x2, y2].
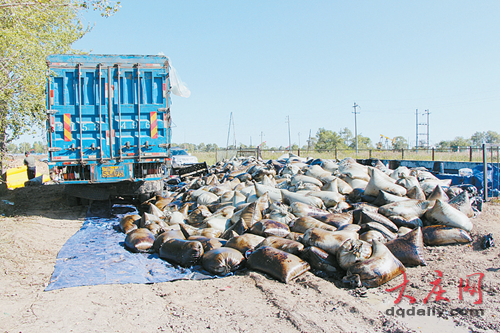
[249, 271, 328, 332]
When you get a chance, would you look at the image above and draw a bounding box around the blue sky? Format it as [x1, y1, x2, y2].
[21, 1, 500, 148]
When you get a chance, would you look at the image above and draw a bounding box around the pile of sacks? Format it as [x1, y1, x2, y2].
[120, 154, 479, 287]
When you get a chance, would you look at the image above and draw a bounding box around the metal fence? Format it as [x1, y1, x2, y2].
[194, 146, 500, 165]
[259, 146, 498, 163]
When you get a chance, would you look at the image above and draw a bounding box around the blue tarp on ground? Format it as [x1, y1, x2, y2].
[45, 201, 217, 291]
[472, 164, 500, 192]
[435, 164, 500, 196]
[435, 174, 475, 187]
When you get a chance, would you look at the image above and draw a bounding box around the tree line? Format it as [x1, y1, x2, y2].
[7, 142, 46, 154]
[437, 131, 500, 151]
[173, 127, 402, 152]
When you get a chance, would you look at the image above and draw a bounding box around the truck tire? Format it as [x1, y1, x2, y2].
[66, 195, 80, 206]
[63, 180, 163, 203]
[138, 193, 151, 203]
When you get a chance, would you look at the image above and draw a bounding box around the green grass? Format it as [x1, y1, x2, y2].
[191, 152, 217, 166]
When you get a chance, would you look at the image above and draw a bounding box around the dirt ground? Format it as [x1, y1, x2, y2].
[0, 155, 499, 333]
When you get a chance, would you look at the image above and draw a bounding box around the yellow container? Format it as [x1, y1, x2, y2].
[6, 166, 27, 189]
[5, 166, 49, 190]
[6, 165, 27, 177]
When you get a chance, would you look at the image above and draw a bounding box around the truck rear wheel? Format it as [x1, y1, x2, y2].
[66, 195, 79, 206]
[63, 180, 163, 203]
[138, 193, 151, 203]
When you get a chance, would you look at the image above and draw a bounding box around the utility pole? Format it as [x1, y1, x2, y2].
[226, 112, 233, 149]
[425, 109, 430, 148]
[260, 131, 264, 147]
[416, 109, 430, 150]
[415, 109, 418, 151]
[353, 103, 359, 153]
[298, 132, 301, 149]
[287, 116, 291, 152]
[308, 129, 312, 152]
[232, 113, 236, 148]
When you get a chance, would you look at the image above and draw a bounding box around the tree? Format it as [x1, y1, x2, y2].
[205, 143, 218, 152]
[349, 135, 373, 150]
[470, 132, 487, 146]
[0, 0, 120, 172]
[451, 136, 471, 150]
[437, 140, 451, 149]
[33, 141, 46, 153]
[339, 127, 353, 147]
[18, 142, 31, 154]
[393, 136, 407, 150]
[197, 143, 206, 152]
[315, 128, 346, 150]
[438, 136, 471, 152]
[6, 143, 17, 153]
[181, 143, 196, 151]
[305, 136, 317, 150]
[0, 1, 120, 17]
[469, 130, 500, 146]
[485, 131, 500, 145]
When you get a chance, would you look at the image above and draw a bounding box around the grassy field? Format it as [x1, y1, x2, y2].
[191, 147, 500, 167]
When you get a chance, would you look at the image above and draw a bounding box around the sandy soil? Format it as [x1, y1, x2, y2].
[0, 155, 499, 333]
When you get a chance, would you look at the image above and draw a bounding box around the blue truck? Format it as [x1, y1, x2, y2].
[45, 54, 172, 202]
